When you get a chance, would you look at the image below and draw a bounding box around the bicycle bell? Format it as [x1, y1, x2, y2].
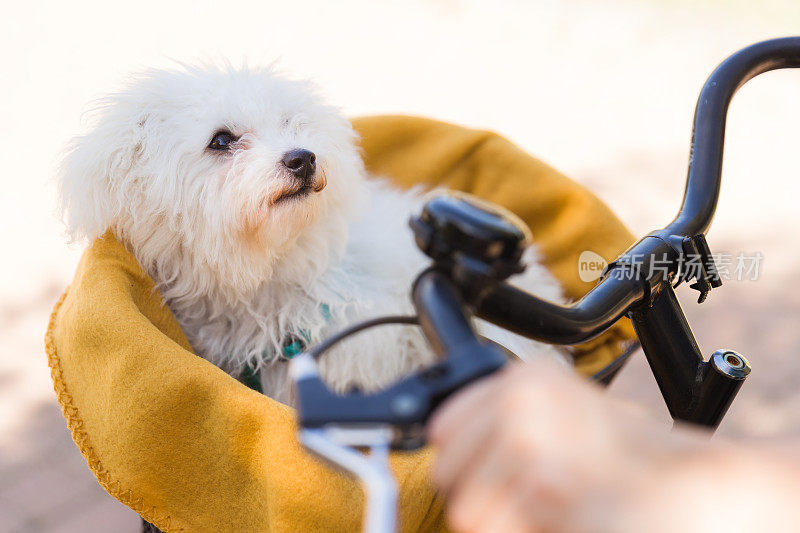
[410, 191, 531, 283]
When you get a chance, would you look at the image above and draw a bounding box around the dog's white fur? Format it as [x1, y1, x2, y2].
[58, 65, 568, 404]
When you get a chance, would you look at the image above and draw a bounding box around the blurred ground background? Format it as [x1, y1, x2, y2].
[2, 0, 800, 530]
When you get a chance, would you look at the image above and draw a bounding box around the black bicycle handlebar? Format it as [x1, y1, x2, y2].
[294, 38, 798, 441]
[671, 36, 800, 237]
[472, 274, 646, 345]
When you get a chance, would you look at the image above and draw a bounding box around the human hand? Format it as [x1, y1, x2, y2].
[428, 361, 659, 532]
[429, 360, 800, 533]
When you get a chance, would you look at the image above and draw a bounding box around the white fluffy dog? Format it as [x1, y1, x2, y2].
[58, 65, 568, 404]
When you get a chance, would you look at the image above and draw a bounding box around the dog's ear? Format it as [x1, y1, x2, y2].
[57, 102, 147, 243]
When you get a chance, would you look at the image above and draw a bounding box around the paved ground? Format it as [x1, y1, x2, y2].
[2, 0, 799, 530]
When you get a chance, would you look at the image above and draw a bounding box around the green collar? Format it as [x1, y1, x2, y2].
[241, 303, 331, 394]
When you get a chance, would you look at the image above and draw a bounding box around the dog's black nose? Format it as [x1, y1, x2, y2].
[281, 149, 316, 182]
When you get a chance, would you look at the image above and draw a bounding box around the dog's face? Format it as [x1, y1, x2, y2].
[60, 66, 364, 297]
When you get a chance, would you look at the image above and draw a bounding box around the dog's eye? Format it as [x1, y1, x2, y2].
[208, 131, 237, 151]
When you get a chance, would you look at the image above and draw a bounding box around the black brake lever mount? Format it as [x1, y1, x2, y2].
[681, 233, 723, 303]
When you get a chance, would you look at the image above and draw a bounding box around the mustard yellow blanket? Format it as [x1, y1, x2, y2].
[46, 116, 635, 532]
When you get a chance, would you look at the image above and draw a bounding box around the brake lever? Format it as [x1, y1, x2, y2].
[300, 426, 397, 533]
